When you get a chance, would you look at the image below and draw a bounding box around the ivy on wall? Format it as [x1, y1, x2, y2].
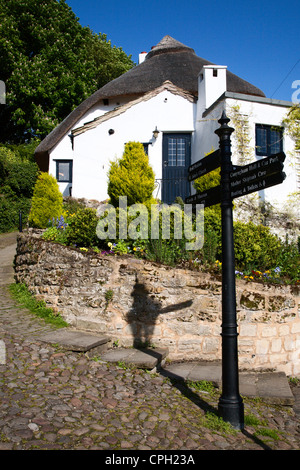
[227, 104, 254, 165]
[282, 104, 300, 150]
[282, 104, 300, 193]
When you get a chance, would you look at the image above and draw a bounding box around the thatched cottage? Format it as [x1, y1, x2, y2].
[34, 35, 298, 209]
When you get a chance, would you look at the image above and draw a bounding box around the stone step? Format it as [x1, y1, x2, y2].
[161, 361, 295, 406]
[36, 327, 294, 406]
[100, 347, 169, 372]
[38, 328, 111, 357]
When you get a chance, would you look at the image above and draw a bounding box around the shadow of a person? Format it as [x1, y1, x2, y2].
[125, 275, 272, 450]
[125, 273, 192, 349]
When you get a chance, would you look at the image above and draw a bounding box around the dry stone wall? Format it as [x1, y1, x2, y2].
[14, 233, 300, 376]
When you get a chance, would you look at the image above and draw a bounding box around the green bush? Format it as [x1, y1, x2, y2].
[0, 195, 31, 233]
[0, 146, 39, 198]
[145, 237, 189, 266]
[65, 207, 100, 247]
[202, 207, 222, 261]
[2, 140, 40, 163]
[276, 238, 300, 282]
[0, 144, 38, 232]
[233, 221, 282, 271]
[197, 209, 283, 273]
[108, 141, 155, 207]
[63, 196, 86, 215]
[42, 225, 68, 245]
[28, 173, 63, 228]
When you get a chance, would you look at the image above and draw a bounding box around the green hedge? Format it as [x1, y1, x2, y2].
[0, 144, 39, 233]
[0, 196, 31, 233]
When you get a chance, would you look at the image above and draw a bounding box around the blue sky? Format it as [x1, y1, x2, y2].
[66, 0, 300, 102]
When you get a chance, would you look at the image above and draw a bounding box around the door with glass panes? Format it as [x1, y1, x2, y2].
[162, 133, 191, 204]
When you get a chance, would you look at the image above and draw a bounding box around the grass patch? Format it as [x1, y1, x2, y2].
[244, 412, 281, 441]
[187, 380, 217, 395]
[289, 377, 300, 386]
[9, 283, 68, 328]
[203, 411, 237, 434]
[244, 413, 267, 427]
[254, 427, 280, 440]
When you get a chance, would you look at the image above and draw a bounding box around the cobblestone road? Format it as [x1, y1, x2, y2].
[0, 233, 299, 453]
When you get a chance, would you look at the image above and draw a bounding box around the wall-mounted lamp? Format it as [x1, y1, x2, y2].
[153, 126, 159, 139]
[68, 133, 74, 150]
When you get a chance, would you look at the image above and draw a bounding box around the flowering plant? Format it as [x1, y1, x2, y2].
[50, 214, 68, 230]
[234, 266, 300, 285]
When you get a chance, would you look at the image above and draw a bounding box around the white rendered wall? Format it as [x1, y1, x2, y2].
[75, 95, 140, 128]
[56, 90, 195, 201]
[225, 97, 297, 210]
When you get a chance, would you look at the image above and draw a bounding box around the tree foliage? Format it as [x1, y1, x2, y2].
[108, 142, 155, 207]
[0, 0, 134, 143]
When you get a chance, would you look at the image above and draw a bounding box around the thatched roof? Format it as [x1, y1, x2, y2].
[35, 35, 265, 168]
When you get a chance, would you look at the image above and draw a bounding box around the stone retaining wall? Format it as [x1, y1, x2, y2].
[14, 233, 300, 376]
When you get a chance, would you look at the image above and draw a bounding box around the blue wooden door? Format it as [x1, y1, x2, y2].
[162, 133, 191, 204]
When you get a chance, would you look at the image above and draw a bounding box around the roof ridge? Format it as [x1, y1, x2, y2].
[156, 35, 189, 48]
[146, 35, 195, 59]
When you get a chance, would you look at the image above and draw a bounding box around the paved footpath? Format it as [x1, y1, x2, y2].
[0, 233, 299, 453]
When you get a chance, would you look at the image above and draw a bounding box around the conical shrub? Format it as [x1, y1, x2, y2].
[29, 172, 63, 228]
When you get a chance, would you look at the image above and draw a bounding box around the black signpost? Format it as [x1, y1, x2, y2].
[187, 150, 286, 207]
[186, 112, 286, 430]
[186, 185, 221, 208]
[215, 113, 244, 430]
[188, 149, 220, 181]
